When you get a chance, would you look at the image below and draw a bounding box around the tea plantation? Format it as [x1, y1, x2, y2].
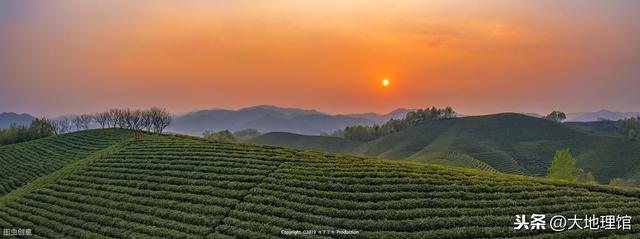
[251, 113, 640, 183]
[0, 130, 639, 238]
[0, 129, 133, 196]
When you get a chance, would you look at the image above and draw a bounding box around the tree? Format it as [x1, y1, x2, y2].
[443, 107, 456, 118]
[91, 107, 171, 133]
[126, 109, 145, 131]
[72, 116, 82, 130]
[576, 169, 597, 184]
[148, 107, 171, 133]
[544, 111, 567, 122]
[548, 149, 577, 181]
[609, 178, 637, 188]
[94, 112, 110, 128]
[233, 129, 262, 142]
[204, 130, 236, 142]
[72, 115, 93, 130]
[202, 129, 216, 138]
[51, 118, 71, 135]
[0, 118, 54, 145]
[616, 117, 640, 139]
[30, 118, 55, 138]
[121, 109, 134, 129]
[109, 109, 127, 128]
[344, 106, 455, 142]
[344, 125, 377, 142]
[332, 129, 346, 138]
[105, 109, 117, 127]
[141, 110, 154, 132]
[0, 123, 21, 145]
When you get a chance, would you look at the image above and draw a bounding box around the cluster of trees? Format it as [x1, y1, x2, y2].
[0, 107, 172, 145]
[51, 107, 172, 135]
[203, 130, 236, 142]
[203, 128, 262, 142]
[548, 149, 596, 183]
[50, 115, 93, 134]
[0, 118, 54, 145]
[547, 148, 640, 188]
[232, 129, 262, 142]
[321, 129, 345, 138]
[548, 149, 578, 181]
[609, 178, 638, 188]
[616, 116, 640, 139]
[543, 111, 567, 122]
[343, 106, 456, 142]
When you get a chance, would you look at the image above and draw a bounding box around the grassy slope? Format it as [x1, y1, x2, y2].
[0, 129, 133, 196]
[565, 121, 620, 136]
[1, 132, 640, 238]
[250, 132, 361, 153]
[252, 113, 640, 182]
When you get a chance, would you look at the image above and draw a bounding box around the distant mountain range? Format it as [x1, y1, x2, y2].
[168, 105, 412, 136]
[0, 112, 34, 128]
[566, 110, 640, 122]
[169, 107, 639, 136]
[345, 108, 413, 123]
[3, 107, 638, 133]
[509, 110, 640, 122]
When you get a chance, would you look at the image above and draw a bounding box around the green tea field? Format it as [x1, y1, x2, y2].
[0, 130, 639, 238]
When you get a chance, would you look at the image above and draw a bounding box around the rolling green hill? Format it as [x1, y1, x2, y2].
[1, 131, 640, 238]
[251, 113, 640, 183]
[250, 132, 360, 154]
[566, 121, 620, 136]
[0, 129, 133, 196]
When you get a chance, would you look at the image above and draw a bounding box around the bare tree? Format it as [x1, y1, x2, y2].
[51, 121, 62, 135]
[122, 109, 133, 129]
[105, 109, 117, 127]
[94, 112, 110, 128]
[129, 110, 145, 131]
[141, 110, 153, 131]
[117, 109, 143, 130]
[73, 115, 93, 130]
[52, 118, 72, 135]
[81, 114, 93, 129]
[148, 107, 172, 133]
[91, 107, 171, 133]
[60, 118, 72, 133]
[110, 109, 127, 128]
[157, 111, 172, 133]
[108, 109, 118, 128]
[72, 116, 81, 130]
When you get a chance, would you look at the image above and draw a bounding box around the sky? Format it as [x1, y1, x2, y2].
[1, 0, 639, 117]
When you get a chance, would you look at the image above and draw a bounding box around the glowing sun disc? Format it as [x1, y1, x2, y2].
[382, 79, 390, 86]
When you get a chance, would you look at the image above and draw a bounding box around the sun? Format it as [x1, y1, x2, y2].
[382, 78, 390, 87]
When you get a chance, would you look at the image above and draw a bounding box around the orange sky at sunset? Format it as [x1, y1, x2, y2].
[1, 1, 639, 116]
